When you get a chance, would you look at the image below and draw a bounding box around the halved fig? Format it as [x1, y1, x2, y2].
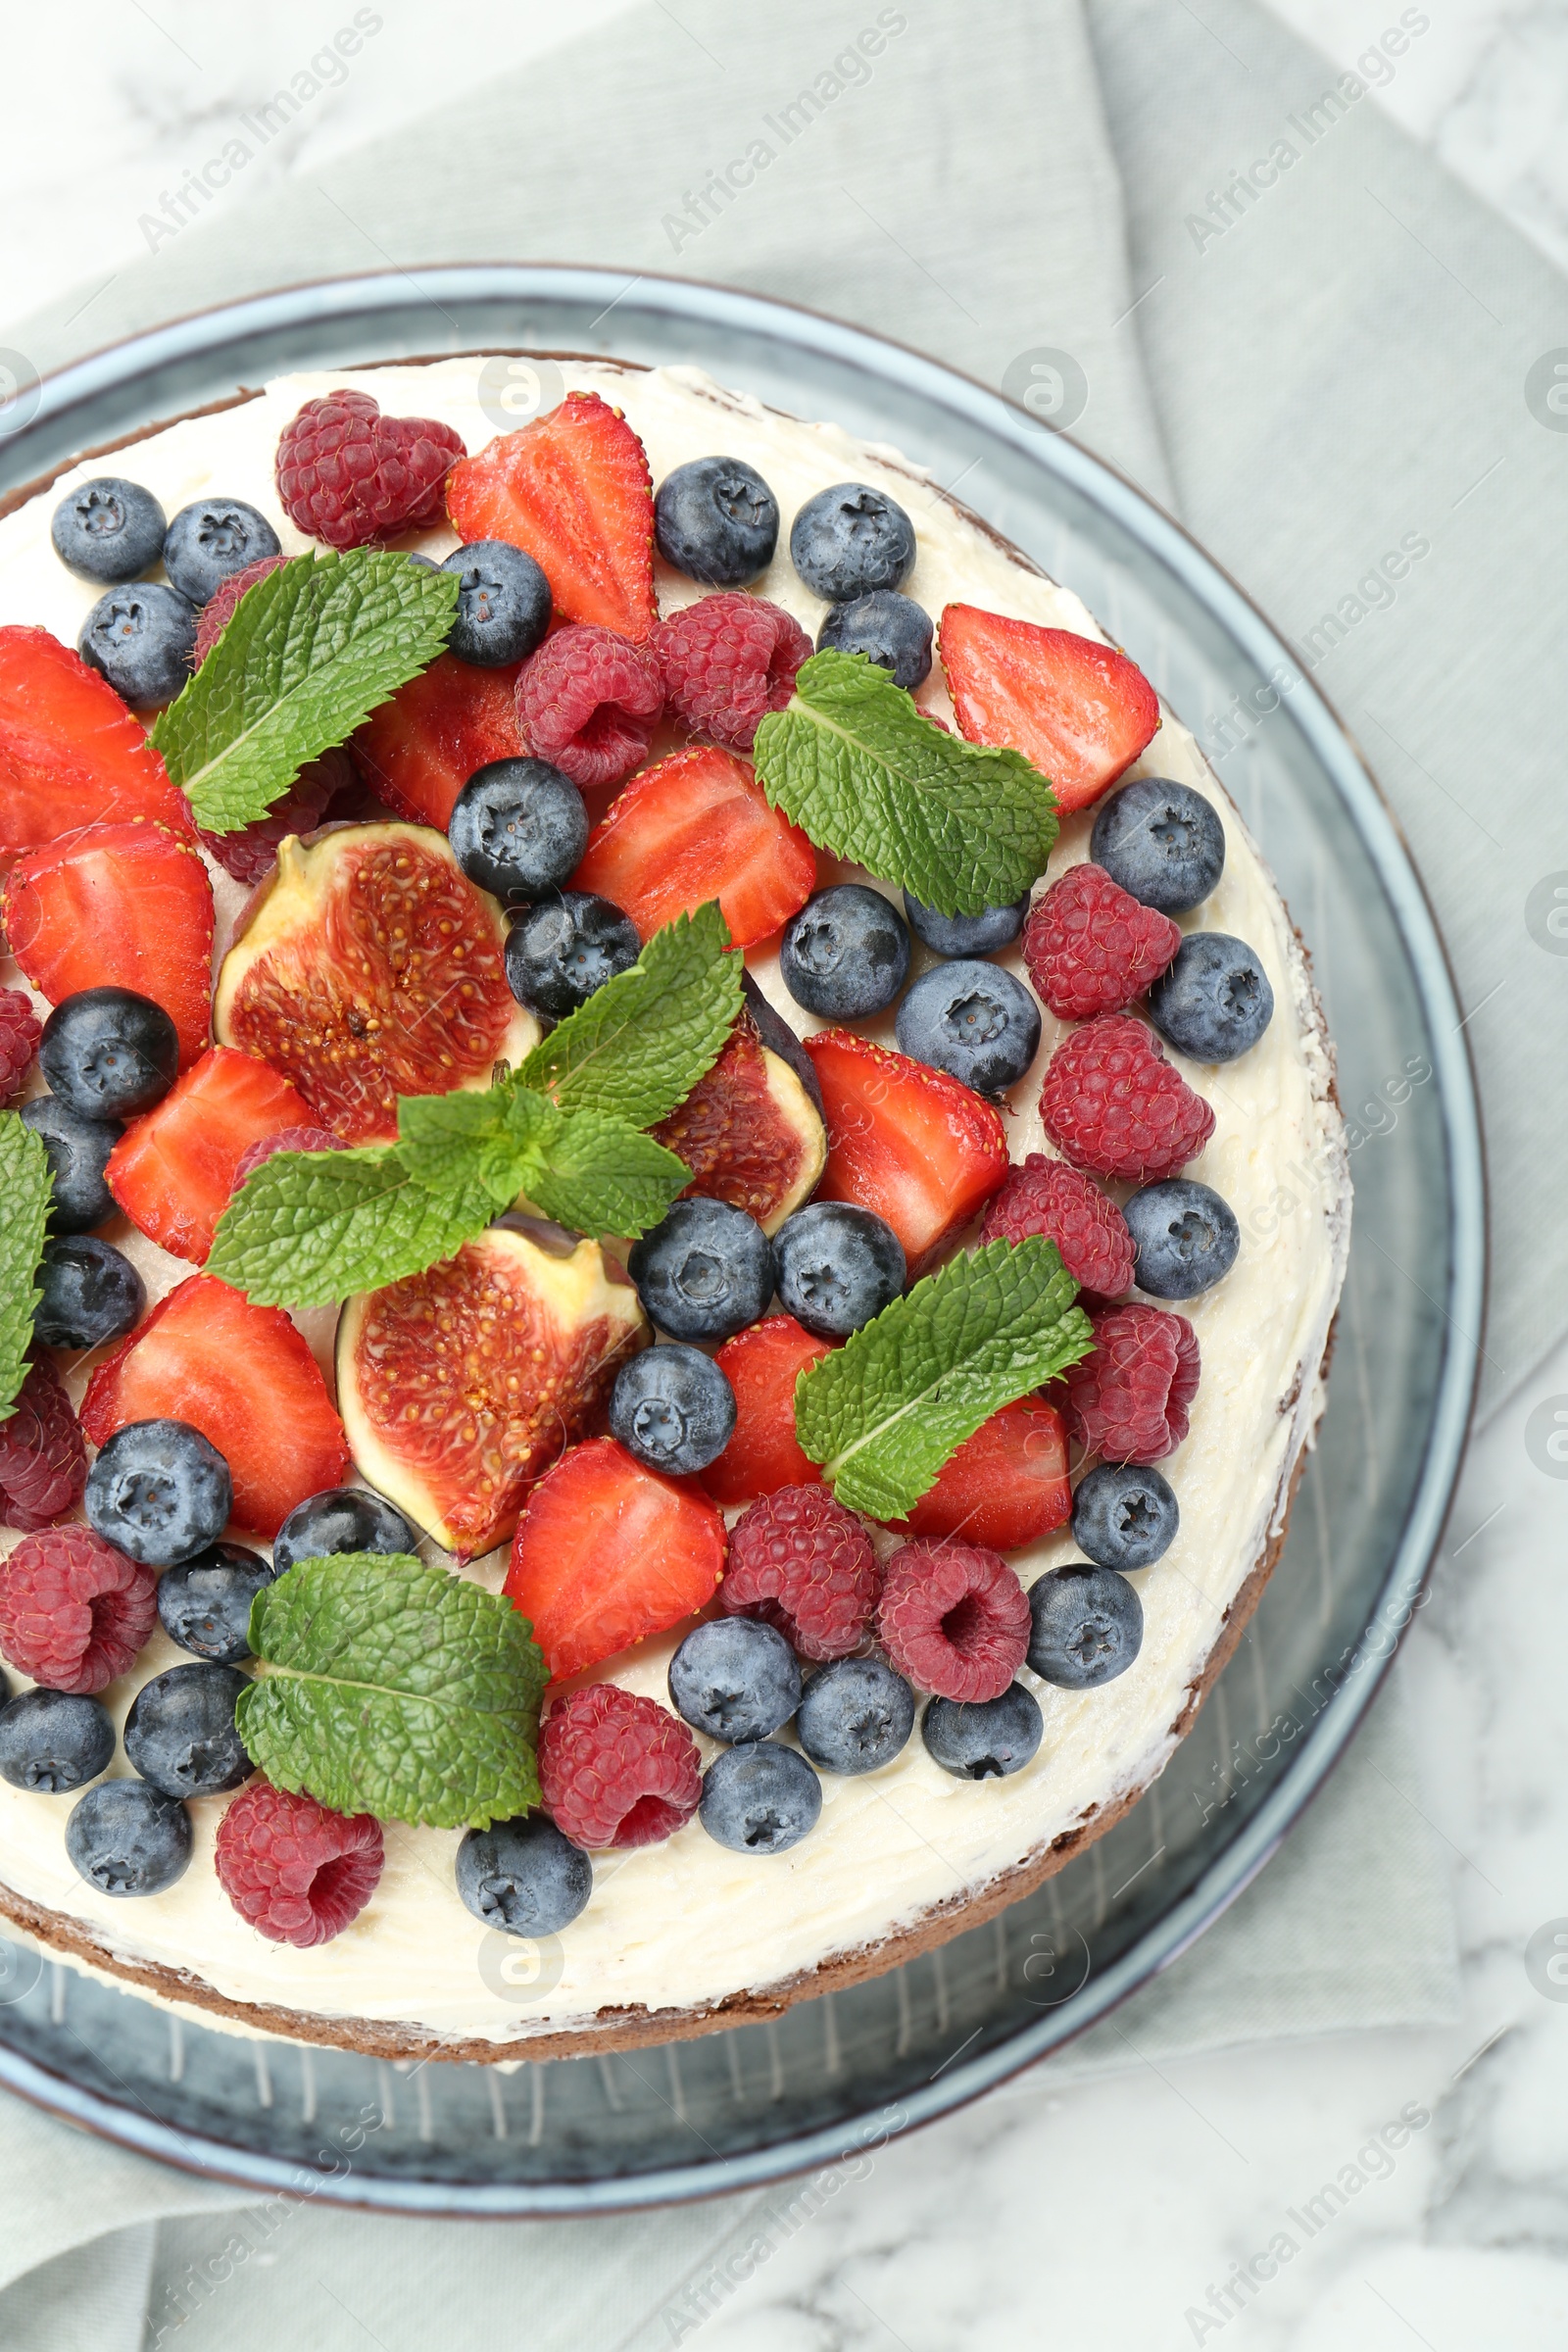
[652, 1007, 825, 1235]
[336, 1222, 648, 1559]
[213, 820, 537, 1145]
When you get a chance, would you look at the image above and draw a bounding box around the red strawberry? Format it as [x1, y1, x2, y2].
[446, 392, 656, 641]
[939, 606, 1159, 812]
[2, 819, 214, 1067]
[81, 1274, 350, 1538]
[1023, 862, 1181, 1019]
[106, 1047, 316, 1264]
[349, 652, 524, 832]
[893, 1398, 1071, 1551]
[571, 745, 816, 948]
[0, 625, 192, 864]
[802, 1028, 1008, 1275]
[700, 1314, 835, 1508]
[506, 1437, 726, 1680]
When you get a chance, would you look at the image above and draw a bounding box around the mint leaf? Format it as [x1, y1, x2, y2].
[0, 1112, 52, 1422]
[753, 650, 1058, 917]
[148, 550, 459, 834]
[237, 1553, 548, 1829]
[518, 902, 743, 1127]
[523, 1108, 690, 1240]
[794, 1237, 1094, 1519]
[398, 1084, 557, 1203]
[207, 1145, 495, 1308]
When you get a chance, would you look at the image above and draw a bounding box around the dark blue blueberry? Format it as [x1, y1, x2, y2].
[33, 1235, 144, 1349]
[449, 759, 588, 906]
[85, 1418, 232, 1567]
[1071, 1462, 1179, 1573]
[655, 457, 780, 586]
[922, 1685, 1043, 1779]
[610, 1345, 736, 1476]
[895, 958, 1042, 1095]
[797, 1657, 914, 1775]
[1026, 1564, 1144, 1689]
[272, 1486, 417, 1576]
[816, 591, 932, 690]
[505, 891, 641, 1017]
[78, 582, 196, 706]
[442, 540, 553, 666]
[51, 476, 165, 583]
[1148, 933, 1273, 1062]
[456, 1814, 592, 1936]
[123, 1663, 252, 1797]
[157, 1543, 278, 1663]
[790, 483, 916, 603]
[162, 498, 280, 607]
[780, 883, 909, 1019]
[627, 1198, 775, 1343]
[669, 1618, 801, 1743]
[0, 1689, 115, 1792]
[699, 1740, 821, 1853]
[902, 890, 1029, 958]
[20, 1097, 122, 1234]
[1124, 1178, 1240, 1298]
[38, 988, 179, 1120]
[66, 1778, 192, 1895]
[773, 1201, 905, 1339]
[1091, 778, 1226, 914]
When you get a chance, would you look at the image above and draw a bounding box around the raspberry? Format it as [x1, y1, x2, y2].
[876, 1540, 1030, 1702]
[192, 554, 289, 667]
[1039, 1012, 1214, 1183]
[1023, 862, 1181, 1019]
[539, 1684, 702, 1849]
[0, 1525, 157, 1693]
[721, 1486, 881, 1661]
[0, 987, 40, 1101]
[0, 1357, 86, 1531]
[1064, 1302, 1200, 1462]
[980, 1154, 1135, 1304]
[196, 747, 353, 886]
[231, 1123, 340, 1192]
[653, 594, 810, 752]
[516, 623, 663, 790]
[274, 388, 465, 551]
[215, 1778, 383, 1947]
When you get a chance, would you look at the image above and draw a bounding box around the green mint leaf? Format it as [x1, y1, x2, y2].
[517, 902, 742, 1127]
[753, 649, 1059, 917]
[0, 1111, 52, 1423]
[237, 1553, 548, 1829]
[148, 550, 459, 834]
[523, 1108, 691, 1240]
[207, 1144, 495, 1308]
[794, 1237, 1095, 1519]
[398, 1084, 559, 1204]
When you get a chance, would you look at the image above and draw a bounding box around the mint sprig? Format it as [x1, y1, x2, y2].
[794, 1237, 1094, 1519]
[0, 1112, 53, 1422]
[753, 649, 1058, 916]
[148, 550, 459, 835]
[237, 1553, 548, 1829]
[518, 901, 742, 1128]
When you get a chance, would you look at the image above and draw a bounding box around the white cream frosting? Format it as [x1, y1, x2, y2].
[0, 361, 1349, 2047]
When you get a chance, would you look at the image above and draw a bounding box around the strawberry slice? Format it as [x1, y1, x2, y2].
[0, 625, 192, 863]
[80, 1274, 349, 1538]
[803, 1029, 1008, 1275]
[445, 391, 656, 641]
[571, 745, 816, 948]
[348, 652, 524, 831]
[2, 819, 214, 1067]
[893, 1398, 1070, 1550]
[701, 1314, 835, 1508]
[505, 1437, 725, 1680]
[939, 606, 1159, 813]
[106, 1047, 316, 1264]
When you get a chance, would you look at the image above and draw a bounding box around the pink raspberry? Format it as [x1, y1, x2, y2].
[274, 388, 465, 550]
[0, 1357, 86, 1531]
[876, 1540, 1030, 1702]
[0, 1526, 158, 1694]
[196, 747, 354, 886]
[231, 1123, 340, 1193]
[1064, 1302, 1200, 1462]
[0, 987, 40, 1100]
[653, 593, 810, 751]
[1039, 1012, 1214, 1183]
[539, 1684, 702, 1849]
[192, 553, 290, 667]
[515, 623, 663, 789]
[215, 1779, 383, 1948]
[1023, 862, 1181, 1019]
[721, 1486, 881, 1661]
[980, 1154, 1135, 1304]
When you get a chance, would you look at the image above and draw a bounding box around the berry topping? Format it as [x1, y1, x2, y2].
[1026, 1563, 1145, 1688]
[816, 590, 933, 690]
[0, 1524, 159, 1694]
[0, 1688, 114, 1792]
[229, 1123, 338, 1193]
[350, 652, 525, 833]
[895, 957, 1042, 1096]
[1091, 777, 1226, 912]
[456, 1814, 592, 1937]
[51, 476, 166, 583]
[921, 1684, 1042, 1780]
[198, 753, 351, 887]
[448, 758, 589, 906]
[1023, 861, 1182, 1020]
[668, 1616, 802, 1743]
[191, 553, 289, 665]
[0, 986, 41, 1099]
[1123, 1177, 1240, 1298]
[1071, 1460, 1179, 1571]
[442, 539, 552, 667]
[572, 745, 817, 949]
[721, 1485, 881, 1662]
[627, 1196, 775, 1344]
[33, 1234, 145, 1349]
[272, 1486, 418, 1576]
[1064, 1302, 1200, 1463]
[876, 1540, 1030, 1702]
[609, 1344, 737, 1477]
[10, 821, 214, 1071]
[538, 1683, 703, 1849]
[157, 1543, 276, 1664]
[163, 498, 281, 607]
[67, 1779, 191, 1896]
[804, 1028, 1009, 1274]
[655, 456, 780, 586]
[796, 1656, 915, 1776]
[1148, 932, 1274, 1062]
[902, 889, 1028, 958]
[700, 1315, 835, 1508]
[123, 1661, 252, 1797]
[505, 889, 641, 1018]
[275, 388, 464, 550]
[894, 1396, 1071, 1553]
[35, 987, 179, 1120]
[653, 592, 809, 751]
[215, 1777, 383, 1946]
[790, 483, 916, 602]
[20, 1098, 122, 1235]
[938, 606, 1159, 812]
[0, 625, 193, 864]
[0, 1356, 86, 1531]
[1039, 1013, 1215, 1184]
[106, 1045, 317, 1265]
[772, 1200, 906, 1339]
[85, 1417, 232, 1567]
[700, 1740, 821, 1854]
[980, 1154, 1135, 1303]
[515, 621, 662, 790]
[77, 583, 196, 707]
[780, 882, 910, 1019]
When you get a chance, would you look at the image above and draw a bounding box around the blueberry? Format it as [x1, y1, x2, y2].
[157, 1543, 277, 1663]
[780, 883, 909, 1019]
[66, 1778, 191, 1895]
[895, 958, 1042, 1095]
[922, 1685, 1043, 1779]
[699, 1740, 821, 1853]
[456, 1814, 591, 1936]
[1026, 1564, 1144, 1689]
[1070, 1462, 1179, 1572]
[123, 1663, 252, 1798]
[0, 1689, 115, 1792]
[903, 890, 1029, 958]
[797, 1657, 914, 1775]
[38, 989, 179, 1120]
[449, 759, 588, 906]
[442, 540, 552, 667]
[505, 891, 641, 1018]
[85, 1419, 232, 1567]
[790, 483, 916, 603]
[669, 1617, 801, 1742]
[272, 1486, 417, 1576]
[1148, 934, 1273, 1062]
[1124, 1178, 1240, 1298]
[609, 1345, 736, 1475]
[33, 1235, 145, 1349]
[655, 456, 780, 586]
[816, 591, 933, 690]
[1091, 778, 1226, 914]
[627, 1198, 775, 1343]
[78, 582, 196, 706]
[51, 476, 165, 583]
[162, 498, 280, 607]
[19, 1098, 122, 1233]
[773, 1201, 905, 1339]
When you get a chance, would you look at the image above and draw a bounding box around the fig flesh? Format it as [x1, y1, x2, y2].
[652, 1008, 826, 1236]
